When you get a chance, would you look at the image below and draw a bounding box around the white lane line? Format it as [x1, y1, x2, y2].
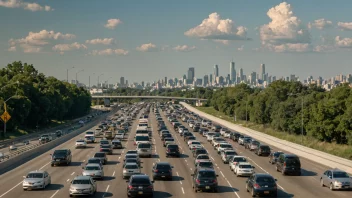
[220, 171, 225, 178]
[210, 157, 214, 160]
[247, 157, 269, 174]
[102, 185, 110, 198]
[0, 181, 23, 198]
[215, 163, 218, 166]
[122, 150, 125, 153]
[190, 168, 192, 171]
[71, 172, 75, 175]
[181, 187, 185, 194]
[49, 190, 59, 198]
[39, 161, 51, 170]
[157, 159, 160, 162]
[112, 171, 116, 177]
[176, 172, 179, 176]
[67, 179, 70, 182]
[118, 157, 121, 160]
[277, 184, 285, 190]
[234, 191, 240, 198]
[227, 180, 232, 186]
[180, 181, 182, 185]
[83, 160, 85, 162]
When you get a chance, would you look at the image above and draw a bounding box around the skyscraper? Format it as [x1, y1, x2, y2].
[203, 75, 209, 87]
[120, 77, 125, 87]
[187, 67, 195, 81]
[239, 68, 243, 82]
[213, 65, 219, 83]
[260, 64, 265, 80]
[209, 74, 213, 85]
[250, 72, 257, 85]
[230, 61, 236, 84]
[164, 77, 167, 86]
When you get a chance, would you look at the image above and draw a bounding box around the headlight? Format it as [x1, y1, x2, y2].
[335, 181, 342, 185]
[70, 187, 75, 191]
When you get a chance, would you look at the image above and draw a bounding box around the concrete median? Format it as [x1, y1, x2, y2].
[180, 102, 352, 174]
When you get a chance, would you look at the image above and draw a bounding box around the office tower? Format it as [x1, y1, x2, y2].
[260, 64, 265, 80]
[164, 77, 167, 86]
[290, 74, 296, 81]
[250, 72, 257, 85]
[239, 68, 243, 82]
[120, 77, 125, 87]
[230, 61, 236, 84]
[272, 76, 276, 82]
[203, 75, 209, 87]
[182, 74, 187, 81]
[187, 67, 195, 81]
[125, 80, 128, 86]
[196, 79, 202, 86]
[141, 81, 145, 87]
[213, 65, 219, 82]
[268, 76, 272, 84]
[218, 76, 224, 85]
[209, 74, 213, 85]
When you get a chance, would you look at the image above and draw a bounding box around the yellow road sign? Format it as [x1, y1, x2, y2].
[0, 111, 11, 123]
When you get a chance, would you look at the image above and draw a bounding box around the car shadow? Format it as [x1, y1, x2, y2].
[95, 192, 113, 197]
[84, 146, 95, 149]
[68, 162, 83, 167]
[102, 176, 115, 181]
[152, 154, 159, 158]
[217, 185, 239, 193]
[171, 176, 184, 181]
[277, 189, 295, 197]
[106, 161, 118, 165]
[153, 191, 172, 197]
[43, 184, 64, 191]
[180, 154, 189, 158]
[300, 169, 317, 176]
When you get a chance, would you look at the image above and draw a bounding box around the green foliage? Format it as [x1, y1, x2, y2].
[0, 61, 91, 132]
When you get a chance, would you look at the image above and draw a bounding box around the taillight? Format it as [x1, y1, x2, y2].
[283, 162, 286, 167]
[168, 149, 171, 152]
[196, 179, 200, 184]
[147, 185, 153, 189]
[213, 179, 217, 183]
[154, 169, 158, 173]
[253, 183, 261, 189]
[128, 185, 133, 190]
[100, 148, 103, 151]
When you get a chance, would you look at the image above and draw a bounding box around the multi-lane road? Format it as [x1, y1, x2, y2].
[0, 104, 351, 198]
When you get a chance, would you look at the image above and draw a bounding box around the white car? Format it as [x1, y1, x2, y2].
[115, 131, 125, 139]
[217, 143, 233, 154]
[221, 150, 237, 163]
[212, 137, 227, 147]
[223, 131, 231, 138]
[75, 139, 87, 148]
[201, 120, 208, 127]
[189, 122, 195, 128]
[234, 162, 254, 176]
[229, 156, 247, 171]
[206, 132, 216, 142]
[178, 127, 185, 134]
[220, 128, 228, 136]
[23, 170, 51, 190]
[187, 140, 199, 146]
[189, 141, 203, 150]
[194, 154, 211, 165]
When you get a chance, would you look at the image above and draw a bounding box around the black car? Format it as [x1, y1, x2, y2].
[112, 140, 123, 149]
[158, 125, 167, 132]
[126, 174, 154, 197]
[100, 145, 113, 155]
[193, 148, 208, 157]
[51, 149, 72, 166]
[193, 126, 200, 132]
[192, 168, 219, 193]
[152, 162, 173, 180]
[166, 144, 180, 157]
[161, 133, 172, 141]
[246, 173, 277, 197]
[231, 132, 241, 142]
[269, 151, 284, 164]
[183, 132, 194, 140]
[275, 154, 301, 175]
[255, 145, 271, 156]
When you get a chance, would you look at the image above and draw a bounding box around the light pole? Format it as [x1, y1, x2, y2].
[97, 74, 104, 88]
[106, 77, 112, 89]
[75, 69, 84, 85]
[2, 95, 19, 137]
[288, 93, 304, 143]
[66, 66, 74, 82]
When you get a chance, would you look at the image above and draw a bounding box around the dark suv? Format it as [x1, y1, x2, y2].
[152, 162, 174, 180]
[276, 154, 301, 175]
[51, 149, 72, 166]
[255, 145, 271, 156]
[166, 144, 180, 157]
[246, 173, 278, 197]
[126, 174, 154, 197]
[191, 168, 219, 193]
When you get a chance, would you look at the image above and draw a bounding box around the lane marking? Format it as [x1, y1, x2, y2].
[67, 179, 70, 182]
[83, 160, 85, 162]
[71, 172, 75, 175]
[181, 187, 185, 194]
[247, 157, 269, 174]
[220, 171, 225, 178]
[39, 162, 51, 170]
[102, 185, 110, 198]
[49, 190, 59, 198]
[278, 184, 285, 190]
[0, 181, 23, 198]
[234, 191, 240, 198]
[112, 171, 115, 177]
[176, 172, 179, 176]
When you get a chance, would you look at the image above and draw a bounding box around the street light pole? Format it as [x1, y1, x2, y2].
[76, 69, 84, 85]
[66, 66, 74, 82]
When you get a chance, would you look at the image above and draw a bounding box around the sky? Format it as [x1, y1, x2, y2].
[1, 0, 352, 85]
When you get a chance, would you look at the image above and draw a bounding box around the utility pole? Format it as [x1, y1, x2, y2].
[66, 66, 74, 82]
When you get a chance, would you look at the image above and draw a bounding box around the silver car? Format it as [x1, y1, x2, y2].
[23, 170, 51, 190]
[82, 164, 104, 179]
[320, 169, 352, 190]
[69, 176, 97, 197]
[122, 163, 141, 179]
[137, 142, 152, 157]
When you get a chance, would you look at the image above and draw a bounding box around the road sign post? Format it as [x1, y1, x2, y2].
[1, 103, 11, 137]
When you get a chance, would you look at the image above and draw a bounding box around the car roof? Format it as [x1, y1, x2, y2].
[254, 173, 274, 178]
[73, 176, 91, 180]
[125, 163, 139, 166]
[131, 174, 150, 179]
[28, 170, 45, 174]
[197, 167, 216, 172]
[237, 162, 252, 166]
[156, 162, 171, 165]
[330, 168, 346, 173]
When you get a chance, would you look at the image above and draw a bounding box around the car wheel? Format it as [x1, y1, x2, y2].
[246, 184, 249, 192]
[194, 187, 197, 193]
[251, 188, 256, 197]
[329, 183, 334, 191]
[51, 164, 54, 167]
[275, 165, 279, 172]
[281, 168, 285, 175]
[69, 195, 73, 197]
[320, 179, 325, 187]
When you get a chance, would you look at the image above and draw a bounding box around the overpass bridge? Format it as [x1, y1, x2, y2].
[91, 95, 208, 101]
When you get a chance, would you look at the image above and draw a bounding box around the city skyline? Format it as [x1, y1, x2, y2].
[1, 0, 352, 84]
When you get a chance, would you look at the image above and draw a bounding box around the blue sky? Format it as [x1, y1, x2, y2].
[1, 0, 352, 84]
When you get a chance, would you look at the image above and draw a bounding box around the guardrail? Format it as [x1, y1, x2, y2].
[180, 102, 352, 174]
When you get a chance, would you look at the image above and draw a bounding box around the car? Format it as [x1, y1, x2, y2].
[185, 136, 196, 142]
[126, 174, 154, 197]
[85, 158, 103, 169]
[163, 138, 175, 147]
[23, 170, 51, 190]
[255, 144, 271, 156]
[188, 140, 202, 149]
[69, 176, 97, 197]
[124, 158, 140, 166]
[196, 161, 214, 169]
[183, 132, 193, 139]
[238, 136, 250, 145]
[126, 150, 138, 155]
[223, 131, 231, 138]
[93, 152, 107, 165]
[231, 132, 241, 142]
[221, 150, 237, 164]
[212, 137, 227, 147]
[137, 142, 152, 158]
[112, 139, 123, 149]
[100, 145, 113, 155]
[206, 132, 216, 141]
[100, 140, 110, 147]
[75, 139, 87, 148]
[124, 154, 140, 164]
[320, 169, 352, 190]
[269, 151, 284, 164]
[229, 156, 247, 171]
[194, 154, 211, 166]
[234, 162, 255, 176]
[161, 133, 172, 141]
[216, 143, 233, 154]
[275, 153, 301, 175]
[166, 144, 180, 157]
[193, 148, 208, 157]
[191, 168, 219, 193]
[246, 173, 277, 197]
[123, 163, 142, 179]
[50, 149, 72, 166]
[152, 162, 173, 180]
[212, 125, 222, 132]
[115, 130, 125, 139]
[82, 164, 104, 179]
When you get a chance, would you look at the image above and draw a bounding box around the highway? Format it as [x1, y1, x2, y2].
[0, 103, 351, 198]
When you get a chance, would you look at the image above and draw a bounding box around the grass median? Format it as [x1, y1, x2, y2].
[196, 106, 352, 160]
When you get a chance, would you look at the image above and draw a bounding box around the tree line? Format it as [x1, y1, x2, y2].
[0, 61, 91, 133]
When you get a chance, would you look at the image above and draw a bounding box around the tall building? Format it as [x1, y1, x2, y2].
[141, 81, 145, 87]
[164, 77, 167, 86]
[125, 80, 128, 86]
[213, 65, 219, 82]
[182, 74, 187, 81]
[230, 61, 236, 84]
[203, 75, 209, 87]
[120, 77, 125, 87]
[209, 74, 213, 85]
[260, 64, 265, 80]
[250, 72, 257, 85]
[187, 67, 195, 81]
[239, 68, 244, 82]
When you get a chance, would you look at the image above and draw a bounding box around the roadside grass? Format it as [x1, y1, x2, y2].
[197, 106, 352, 160]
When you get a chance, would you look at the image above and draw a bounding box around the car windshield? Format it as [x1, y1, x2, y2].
[199, 162, 213, 168]
[85, 166, 100, 170]
[132, 177, 150, 184]
[239, 165, 252, 169]
[156, 164, 171, 169]
[256, 177, 275, 183]
[126, 159, 137, 163]
[101, 145, 110, 148]
[86, 132, 94, 134]
[274, 152, 282, 157]
[207, 133, 215, 136]
[136, 136, 149, 141]
[192, 142, 201, 145]
[198, 155, 209, 159]
[198, 171, 216, 178]
[94, 153, 105, 157]
[127, 151, 138, 154]
[72, 179, 90, 185]
[27, 173, 43, 178]
[125, 164, 138, 169]
[234, 157, 247, 162]
[286, 157, 300, 166]
[333, 172, 350, 178]
[168, 145, 178, 149]
[138, 144, 151, 148]
[126, 155, 137, 159]
[226, 151, 236, 155]
[165, 138, 174, 141]
[221, 144, 232, 148]
[101, 141, 109, 144]
[88, 159, 100, 164]
[197, 150, 207, 154]
[53, 150, 67, 155]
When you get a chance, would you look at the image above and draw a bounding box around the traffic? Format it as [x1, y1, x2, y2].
[0, 102, 351, 198]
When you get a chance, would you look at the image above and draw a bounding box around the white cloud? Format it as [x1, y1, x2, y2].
[9, 30, 75, 53]
[337, 22, 352, 31]
[308, 18, 333, 30]
[52, 42, 87, 53]
[335, 36, 352, 48]
[8, 46, 16, 52]
[136, 43, 158, 52]
[85, 38, 114, 45]
[260, 2, 311, 52]
[173, 45, 196, 52]
[237, 45, 244, 51]
[214, 40, 229, 45]
[313, 45, 336, 53]
[89, 48, 129, 56]
[184, 12, 250, 43]
[0, 0, 53, 11]
[104, 19, 122, 29]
